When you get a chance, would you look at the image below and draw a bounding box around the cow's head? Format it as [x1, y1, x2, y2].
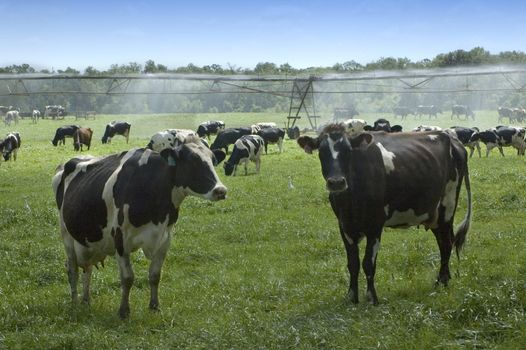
[298, 124, 373, 193]
[160, 143, 227, 201]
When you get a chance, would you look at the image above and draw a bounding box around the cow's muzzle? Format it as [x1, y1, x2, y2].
[326, 176, 348, 192]
[210, 185, 227, 201]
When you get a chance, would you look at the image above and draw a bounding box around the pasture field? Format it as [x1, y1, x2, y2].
[0, 111, 525, 349]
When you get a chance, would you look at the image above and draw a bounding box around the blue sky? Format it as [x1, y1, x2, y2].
[2, 0, 526, 72]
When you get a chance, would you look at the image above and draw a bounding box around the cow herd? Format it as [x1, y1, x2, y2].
[392, 104, 475, 121]
[2, 112, 521, 319]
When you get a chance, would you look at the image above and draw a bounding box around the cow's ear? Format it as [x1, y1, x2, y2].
[350, 133, 373, 149]
[391, 125, 403, 132]
[212, 149, 226, 166]
[297, 136, 319, 154]
[160, 148, 178, 166]
[363, 125, 373, 131]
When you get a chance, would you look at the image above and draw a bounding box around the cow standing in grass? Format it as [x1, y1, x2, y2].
[73, 127, 93, 151]
[0, 132, 21, 162]
[102, 121, 131, 144]
[224, 135, 264, 176]
[297, 124, 471, 304]
[52, 141, 227, 318]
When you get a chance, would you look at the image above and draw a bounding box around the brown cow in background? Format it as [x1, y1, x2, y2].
[73, 127, 93, 151]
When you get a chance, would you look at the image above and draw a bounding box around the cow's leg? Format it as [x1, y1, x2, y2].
[12, 149, 17, 161]
[148, 235, 171, 311]
[264, 142, 268, 154]
[255, 156, 261, 174]
[362, 235, 381, 305]
[244, 159, 249, 175]
[485, 144, 493, 157]
[81, 265, 93, 304]
[476, 143, 481, 158]
[278, 138, 283, 153]
[62, 236, 79, 303]
[116, 253, 134, 319]
[432, 224, 454, 286]
[468, 146, 474, 158]
[498, 146, 505, 157]
[339, 226, 360, 303]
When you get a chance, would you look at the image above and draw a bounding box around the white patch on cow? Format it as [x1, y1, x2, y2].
[138, 149, 152, 166]
[428, 134, 439, 141]
[328, 137, 342, 159]
[442, 176, 459, 222]
[385, 208, 429, 227]
[371, 239, 380, 265]
[376, 142, 396, 174]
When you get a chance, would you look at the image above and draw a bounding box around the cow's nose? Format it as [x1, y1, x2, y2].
[326, 176, 347, 192]
[212, 185, 227, 200]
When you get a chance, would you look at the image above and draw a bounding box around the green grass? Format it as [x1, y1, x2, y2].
[0, 112, 525, 349]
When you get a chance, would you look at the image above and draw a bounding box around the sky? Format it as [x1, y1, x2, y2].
[2, 0, 526, 72]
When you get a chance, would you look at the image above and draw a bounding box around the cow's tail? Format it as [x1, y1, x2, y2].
[453, 163, 472, 259]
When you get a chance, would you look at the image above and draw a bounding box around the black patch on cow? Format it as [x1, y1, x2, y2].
[114, 227, 124, 256]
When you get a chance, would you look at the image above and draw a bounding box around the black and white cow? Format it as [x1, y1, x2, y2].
[393, 106, 414, 120]
[445, 127, 481, 158]
[210, 127, 253, 154]
[32, 109, 41, 124]
[297, 123, 472, 305]
[146, 129, 197, 152]
[0, 132, 21, 162]
[412, 125, 442, 132]
[363, 118, 403, 132]
[196, 120, 226, 139]
[451, 105, 475, 120]
[101, 121, 131, 144]
[52, 125, 80, 146]
[224, 135, 264, 176]
[52, 145, 227, 318]
[257, 127, 285, 154]
[416, 105, 441, 119]
[256, 122, 277, 129]
[342, 118, 368, 134]
[4, 110, 19, 126]
[497, 107, 514, 123]
[470, 126, 526, 157]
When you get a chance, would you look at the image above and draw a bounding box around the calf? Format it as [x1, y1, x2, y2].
[210, 127, 253, 154]
[73, 127, 93, 151]
[445, 127, 481, 158]
[257, 127, 285, 154]
[224, 135, 264, 176]
[196, 120, 225, 139]
[52, 144, 227, 318]
[0, 132, 21, 162]
[101, 121, 131, 144]
[297, 124, 471, 304]
[52, 125, 81, 146]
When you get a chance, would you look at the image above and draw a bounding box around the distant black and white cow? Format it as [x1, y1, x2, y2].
[257, 127, 285, 154]
[210, 127, 253, 154]
[393, 106, 414, 120]
[470, 126, 526, 157]
[52, 125, 81, 146]
[73, 127, 93, 151]
[102, 121, 131, 144]
[146, 129, 197, 152]
[0, 132, 21, 162]
[363, 118, 403, 132]
[445, 127, 481, 158]
[497, 107, 514, 123]
[297, 123, 472, 305]
[256, 122, 277, 129]
[224, 135, 264, 176]
[416, 105, 441, 119]
[4, 110, 19, 126]
[451, 105, 475, 120]
[44, 105, 66, 119]
[342, 118, 368, 134]
[52, 145, 227, 318]
[196, 120, 226, 139]
[412, 125, 442, 132]
[32, 109, 41, 124]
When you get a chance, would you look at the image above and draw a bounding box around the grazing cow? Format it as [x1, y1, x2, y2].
[32, 109, 41, 124]
[146, 129, 196, 152]
[256, 122, 278, 129]
[4, 110, 19, 126]
[445, 127, 481, 158]
[287, 126, 301, 140]
[257, 127, 285, 154]
[52, 145, 227, 318]
[412, 125, 442, 132]
[52, 125, 80, 146]
[44, 105, 66, 119]
[342, 118, 368, 134]
[363, 118, 403, 132]
[451, 105, 475, 120]
[101, 121, 131, 144]
[470, 126, 526, 157]
[0, 132, 21, 162]
[196, 120, 226, 139]
[297, 124, 472, 305]
[210, 127, 253, 154]
[393, 106, 414, 120]
[512, 108, 526, 123]
[416, 105, 441, 119]
[224, 135, 264, 176]
[73, 127, 93, 151]
[497, 107, 514, 123]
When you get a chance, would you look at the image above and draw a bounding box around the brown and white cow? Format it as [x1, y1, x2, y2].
[73, 127, 93, 151]
[297, 123, 472, 305]
[52, 143, 227, 318]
